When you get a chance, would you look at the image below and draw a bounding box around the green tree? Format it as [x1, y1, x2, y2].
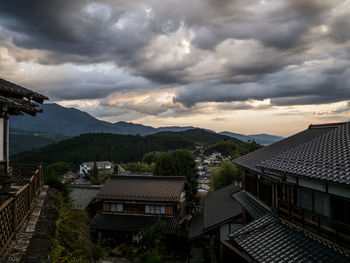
[153, 152, 176, 176]
[231, 141, 262, 159]
[211, 161, 241, 191]
[89, 161, 99, 183]
[50, 197, 102, 262]
[136, 219, 166, 263]
[44, 162, 77, 177]
[154, 150, 198, 202]
[142, 151, 161, 164]
[173, 149, 198, 201]
[121, 162, 154, 173]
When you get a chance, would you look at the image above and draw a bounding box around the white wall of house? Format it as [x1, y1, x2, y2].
[79, 164, 88, 176]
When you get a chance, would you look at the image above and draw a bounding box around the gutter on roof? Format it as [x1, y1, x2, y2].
[261, 166, 350, 188]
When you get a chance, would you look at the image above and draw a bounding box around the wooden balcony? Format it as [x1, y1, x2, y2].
[0, 163, 43, 255]
[278, 199, 350, 249]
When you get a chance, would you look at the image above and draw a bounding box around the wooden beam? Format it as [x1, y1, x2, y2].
[221, 240, 252, 262]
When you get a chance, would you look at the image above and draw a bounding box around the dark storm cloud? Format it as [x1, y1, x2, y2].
[329, 14, 350, 43]
[0, 0, 349, 112]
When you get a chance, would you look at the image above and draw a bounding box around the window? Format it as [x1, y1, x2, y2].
[145, 205, 165, 214]
[314, 192, 330, 217]
[245, 173, 257, 196]
[331, 196, 350, 225]
[110, 203, 123, 212]
[298, 188, 313, 211]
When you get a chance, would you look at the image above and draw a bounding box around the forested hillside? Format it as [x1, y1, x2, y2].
[9, 130, 69, 156]
[10, 129, 243, 166]
[151, 128, 243, 145]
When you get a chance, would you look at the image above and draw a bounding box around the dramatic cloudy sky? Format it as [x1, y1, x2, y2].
[1, 0, 350, 136]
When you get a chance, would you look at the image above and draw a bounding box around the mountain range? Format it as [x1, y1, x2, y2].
[10, 103, 194, 136]
[9, 103, 283, 150]
[219, 131, 284, 146]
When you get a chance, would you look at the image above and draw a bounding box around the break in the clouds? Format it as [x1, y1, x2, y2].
[0, 0, 350, 135]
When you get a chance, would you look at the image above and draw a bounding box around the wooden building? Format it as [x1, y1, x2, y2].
[89, 175, 187, 244]
[0, 78, 47, 255]
[0, 78, 47, 175]
[222, 122, 350, 262]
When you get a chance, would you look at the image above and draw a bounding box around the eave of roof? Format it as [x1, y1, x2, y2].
[90, 212, 180, 234]
[233, 190, 270, 220]
[0, 78, 48, 116]
[228, 213, 350, 263]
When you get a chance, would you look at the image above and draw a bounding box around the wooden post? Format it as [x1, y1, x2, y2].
[13, 197, 17, 231]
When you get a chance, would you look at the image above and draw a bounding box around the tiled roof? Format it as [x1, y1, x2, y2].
[233, 190, 269, 220]
[0, 78, 48, 116]
[229, 213, 350, 263]
[189, 184, 242, 240]
[90, 212, 180, 234]
[69, 185, 101, 210]
[234, 122, 350, 185]
[96, 175, 185, 202]
[188, 214, 204, 239]
[203, 184, 242, 230]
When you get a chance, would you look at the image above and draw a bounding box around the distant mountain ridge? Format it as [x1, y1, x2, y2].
[9, 103, 195, 136]
[219, 131, 284, 146]
[10, 103, 283, 145]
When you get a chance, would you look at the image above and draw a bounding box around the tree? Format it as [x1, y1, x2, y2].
[89, 161, 99, 183]
[211, 161, 241, 191]
[142, 151, 161, 164]
[154, 150, 198, 202]
[44, 162, 77, 178]
[173, 149, 198, 201]
[231, 141, 262, 159]
[153, 152, 176, 176]
[136, 219, 166, 263]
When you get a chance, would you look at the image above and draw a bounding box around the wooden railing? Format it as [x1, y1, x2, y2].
[278, 199, 350, 249]
[0, 163, 43, 255]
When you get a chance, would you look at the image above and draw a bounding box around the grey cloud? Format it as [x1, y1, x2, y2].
[212, 117, 227, 121]
[174, 60, 350, 107]
[0, 0, 350, 117]
[329, 14, 350, 43]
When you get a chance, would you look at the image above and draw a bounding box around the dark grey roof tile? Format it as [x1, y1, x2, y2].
[234, 122, 350, 185]
[203, 184, 242, 230]
[229, 213, 350, 263]
[233, 190, 269, 219]
[96, 175, 185, 202]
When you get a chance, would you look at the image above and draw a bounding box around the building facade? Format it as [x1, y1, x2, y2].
[89, 175, 187, 244]
[223, 122, 350, 262]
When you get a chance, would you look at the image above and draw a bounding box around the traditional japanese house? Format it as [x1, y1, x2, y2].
[90, 175, 187, 244]
[222, 122, 350, 262]
[79, 161, 114, 176]
[0, 78, 47, 255]
[189, 184, 244, 261]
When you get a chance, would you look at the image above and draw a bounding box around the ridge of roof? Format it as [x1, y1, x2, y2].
[110, 174, 185, 180]
[234, 122, 350, 185]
